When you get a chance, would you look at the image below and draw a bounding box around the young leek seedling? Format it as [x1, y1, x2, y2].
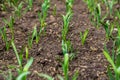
[80, 29, 89, 45]
[16, 57, 33, 80]
[3, 16, 15, 40]
[1, 57, 33, 80]
[62, 40, 72, 54]
[11, 41, 22, 68]
[63, 53, 69, 80]
[116, 10, 120, 20]
[28, 26, 38, 48]
[22, 57, 33, 80]
[53, 4, 57, 16]
[11, 0, 19, 6]
[38, 0, 50, 34]
[101, 20, 114, 40]
[66, 0, 74, 12]
[0, 26, 11, 50]
[83, 0, 96, 13]
[62, 11, 73, 41]
[103, 46, 120, 80]
[1, 3, 7, 11]
[94, 3, 101, 28]
[103, 0, 115, 16]
[27, 0, 33, 10]
[12, 2, 23, 18]
[16, 71, 30, 80]
[12, 41, 33, 80]
[63, 53, 78, 80]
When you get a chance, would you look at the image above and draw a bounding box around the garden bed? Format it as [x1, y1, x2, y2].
[0, 0, 108, 80]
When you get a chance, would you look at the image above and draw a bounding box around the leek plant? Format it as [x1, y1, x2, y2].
[11, 41, 22, 68]
[3, 16, 15, 40]
[6, 0, 12, 7]
[27, 0, 33, 10]
[28, 26, 38, 48]
[12, 2, 23, 18]
[11, 41, 33, 80]
[62, 12, 73, 55]
[84, 0, 97, 27]
[83, 0, 97, 14]
[62, 0, 73, 54]
[53, 4, 57, 16]
[38, 0, 50, 34]
[7, 0, 21, 9]
[0, 0, 11, 10]
[63, 53, 69, 80]
[62, 11, 72, 41]
[62, 40, 73, 55]
[84, 0, 107, 28]
[1, 4, 7, 11]
[103, 0, 116, 16]
[11, 0, 20, 6]
[62, 0, 74, 55]
[100, 21, 114, 40]
[80, 29, 89, 45]
[1, 69, 30, 80]
[116, 10, 120, 20]
[103, 42, 120, 80]
[0, 0, 20, 11]
[0, 26, 11, 51]
[62, 54, 78, 80]
[61, 0, 74, 54]
[94, 3, 102, 28]
[66, 0, 74, 12]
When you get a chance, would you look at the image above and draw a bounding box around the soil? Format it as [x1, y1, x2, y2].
[0, 0, 109, 80]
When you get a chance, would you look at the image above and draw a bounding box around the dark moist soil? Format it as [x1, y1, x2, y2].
[0, 0, 109, 80]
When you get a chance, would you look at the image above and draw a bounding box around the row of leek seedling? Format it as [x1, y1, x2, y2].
[35, 0, 80, 80]
[62, 0, 78, 80]
[0, 0, 34, 51]
[0, 0, 53, 79]
[0, 0, 35, 79]
[84, 0, 120, 80]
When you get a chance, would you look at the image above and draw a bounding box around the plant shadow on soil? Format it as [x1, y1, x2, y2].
[0, 0, 109, 80]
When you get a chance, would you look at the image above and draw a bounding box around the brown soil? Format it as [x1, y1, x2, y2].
[0, 0, 109, 80]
